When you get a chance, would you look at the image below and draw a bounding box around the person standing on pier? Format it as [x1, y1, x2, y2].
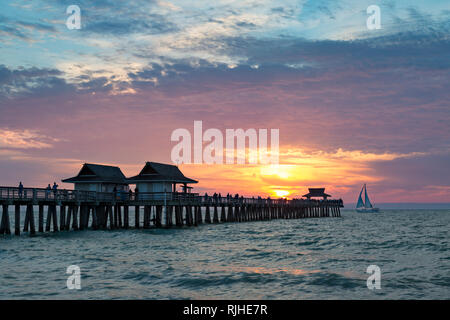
[18, 181, 23, 198]
[135, 187, 139, 201]
[45, 184, 51, 199]
[52, 182, 58, 199]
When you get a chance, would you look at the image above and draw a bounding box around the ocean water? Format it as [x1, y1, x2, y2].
[0, 208, 449, 299]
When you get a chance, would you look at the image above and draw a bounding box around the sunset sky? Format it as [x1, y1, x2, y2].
[1, 0, 449, 203]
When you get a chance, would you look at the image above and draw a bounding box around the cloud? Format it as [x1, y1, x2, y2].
[0, 23, 30, 40]
[3, 1, 448, 99]
[0, 65, 131, 99]
[281, 148, 428, 164]
[84, 15, 177, 35]
[0, 128, 60, 149]
[0, 65, 71, 98]
[0, 14, 56, 41]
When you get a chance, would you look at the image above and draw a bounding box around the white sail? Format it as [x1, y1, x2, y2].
[356, 186, 364, 208]
[364, 184, 373, 208]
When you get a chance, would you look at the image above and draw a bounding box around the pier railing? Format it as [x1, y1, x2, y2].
[0, 187, 196, 203]
[0, 186, 343, 207]
[0, 186, 114, 202]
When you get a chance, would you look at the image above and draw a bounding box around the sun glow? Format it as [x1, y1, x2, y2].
[273, 190, 290, 198]
[260, 164, 296, 179]
[178, 146, 407, 201]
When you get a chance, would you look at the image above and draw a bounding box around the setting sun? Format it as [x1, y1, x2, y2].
[273, 190, 290, 198]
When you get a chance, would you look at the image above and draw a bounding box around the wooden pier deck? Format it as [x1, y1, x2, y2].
[0, 186, 343, 236]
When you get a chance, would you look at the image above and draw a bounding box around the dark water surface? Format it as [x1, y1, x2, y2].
[1, 209, 449, 299]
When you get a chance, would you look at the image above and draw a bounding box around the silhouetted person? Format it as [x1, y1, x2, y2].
[46, 184, 51, 199]
[52, 182, 58, 199]
[135, 187, 139, 200]
[18, 181, 23, 198]
[113, 186, 117, 200]
[129, 189, 133, 200]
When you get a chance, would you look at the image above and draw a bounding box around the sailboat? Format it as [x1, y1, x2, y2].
[356, 184, 380, 213]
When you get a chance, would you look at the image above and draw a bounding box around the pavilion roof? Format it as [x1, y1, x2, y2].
[126, 162, 198, 184]
[62, 163, 127, 184]
[302, 188, 331, 198]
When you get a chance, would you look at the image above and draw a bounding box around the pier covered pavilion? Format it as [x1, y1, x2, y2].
[62, 163, 128, 193]
[302, 188, 331, 200]
[126, 162, 198, 196]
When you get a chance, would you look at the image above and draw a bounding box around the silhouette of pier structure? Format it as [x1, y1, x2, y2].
[0, 162, 343, 236]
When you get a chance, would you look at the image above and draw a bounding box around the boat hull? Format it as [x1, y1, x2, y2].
[356, 207, 380, 213]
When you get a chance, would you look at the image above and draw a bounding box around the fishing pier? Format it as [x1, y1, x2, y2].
[0, 162, 343, 236]
[0, 188, 343, 236]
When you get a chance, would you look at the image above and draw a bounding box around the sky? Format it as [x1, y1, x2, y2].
[0, 0, 449, 203]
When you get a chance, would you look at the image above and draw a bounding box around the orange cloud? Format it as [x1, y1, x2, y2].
[0, 128, 59, 149]
[178, 146, 429, 199]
